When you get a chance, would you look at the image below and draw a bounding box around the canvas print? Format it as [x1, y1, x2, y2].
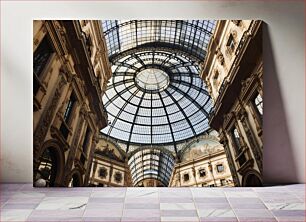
[33, 20, 263, 187]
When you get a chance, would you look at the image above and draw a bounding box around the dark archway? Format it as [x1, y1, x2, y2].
[68, 169, 83, 187]
[243, 170, 263, 187]
[35, 140, 65, 187]
[38, 148, 57, 186]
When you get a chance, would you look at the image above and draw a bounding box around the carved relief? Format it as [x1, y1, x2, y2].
[34, 71, 67, 153]
[94, 50, 102, 67]
[232, 30, 238, 39]
[82, 20, 89, 27]
[53, 21, 66, 36]
[180, 136, 223, 162]
[241, 75, 255, 96]
[231, 20, 242, 26]
[216, 49, 225, 66]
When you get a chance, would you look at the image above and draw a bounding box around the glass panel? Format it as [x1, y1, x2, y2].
[127, 148, 175, 186]
[255, 93, 263, 115]
[100, 20, 216, 145]
[232, 128, 242, 152]
[102, 20, 216, 60]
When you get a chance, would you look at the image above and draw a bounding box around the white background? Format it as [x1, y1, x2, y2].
[1, 1, 305, 184]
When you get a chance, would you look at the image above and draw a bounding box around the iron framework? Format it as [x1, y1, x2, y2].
[101, 20, 216, 153]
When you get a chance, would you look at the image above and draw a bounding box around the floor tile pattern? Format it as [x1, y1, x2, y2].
[0, 184, 304, 222]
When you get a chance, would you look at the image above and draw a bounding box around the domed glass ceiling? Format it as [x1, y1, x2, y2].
[135, 68, 169, 92]
[101, 20, 216, 151]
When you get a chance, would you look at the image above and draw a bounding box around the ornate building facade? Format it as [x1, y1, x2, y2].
[169, 134, 234, 187]
[201, 20, 263, 186]
[33, 20, 111, 187]
[89, 136, 132, 187]
[89, 132, 233, 188]
[33, 20, 262, 187]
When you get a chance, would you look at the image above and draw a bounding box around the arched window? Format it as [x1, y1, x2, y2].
[37, 148, 58, 187]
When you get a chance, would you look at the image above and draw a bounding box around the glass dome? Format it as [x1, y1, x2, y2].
[101, 50, 213, 146]
[101, 20, 216, 151]
[135, 68, 170, 92]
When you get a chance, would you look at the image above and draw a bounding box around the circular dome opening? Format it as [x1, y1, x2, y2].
[135, 68, 170, 92]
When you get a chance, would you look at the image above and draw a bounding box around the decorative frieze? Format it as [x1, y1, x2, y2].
[33, 69, 68, 153]
[231, 20, 242, 26]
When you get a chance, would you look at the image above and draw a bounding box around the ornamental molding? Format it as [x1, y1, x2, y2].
[64, 115, 85, 178]
[223, 112, 234, 129]
[215, 47, 225, 66]
[97, 134, 127, 159]
[33, 74, 67, 153]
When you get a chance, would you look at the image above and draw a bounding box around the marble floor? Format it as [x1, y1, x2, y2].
[0, 184, 305, 222]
